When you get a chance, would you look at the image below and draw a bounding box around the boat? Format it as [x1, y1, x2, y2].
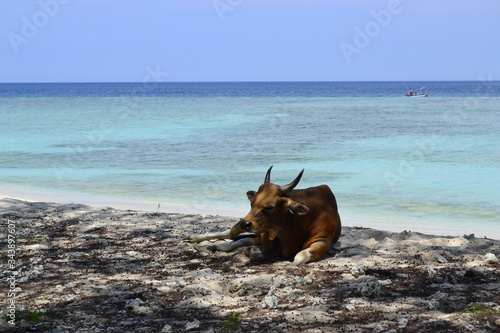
[405, 87, 428, 97]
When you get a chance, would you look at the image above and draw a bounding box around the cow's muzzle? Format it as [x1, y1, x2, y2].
[239, 219, 253, 231]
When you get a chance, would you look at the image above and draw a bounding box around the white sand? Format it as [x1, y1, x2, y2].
[1, 197, 499, 332]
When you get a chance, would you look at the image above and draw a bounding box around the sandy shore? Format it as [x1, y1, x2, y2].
[1, 197, 499, 333]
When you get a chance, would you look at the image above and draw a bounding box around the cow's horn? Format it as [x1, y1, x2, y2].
[277, 169, 304, 194]
[264, 165, 273, 184]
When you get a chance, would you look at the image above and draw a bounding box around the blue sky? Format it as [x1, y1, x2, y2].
[1, 0, 499, 82]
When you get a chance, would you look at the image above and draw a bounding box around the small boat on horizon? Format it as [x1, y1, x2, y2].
[405, 87, 428, 97]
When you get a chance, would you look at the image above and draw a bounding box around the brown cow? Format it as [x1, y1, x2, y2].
[189, 166, 341, 266]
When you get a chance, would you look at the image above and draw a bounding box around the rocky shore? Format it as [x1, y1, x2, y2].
[1, 197, 499, 332]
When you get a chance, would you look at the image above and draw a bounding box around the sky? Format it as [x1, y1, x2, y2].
[1, 0, 499, 82]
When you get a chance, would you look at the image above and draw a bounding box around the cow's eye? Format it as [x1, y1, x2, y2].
[262, 206, 274, 213]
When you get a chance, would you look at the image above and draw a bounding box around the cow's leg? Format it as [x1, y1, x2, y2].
[187, 229, 232, 243]
[289, 241, 328, 267]
[208, 236, 259, 253]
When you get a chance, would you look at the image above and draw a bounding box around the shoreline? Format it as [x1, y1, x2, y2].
[0, 186, 246, 217]
[1, 187, 498, 240]
[1, 197, 499, 332]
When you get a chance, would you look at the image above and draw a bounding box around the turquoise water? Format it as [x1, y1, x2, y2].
[0, 82, 499, 238]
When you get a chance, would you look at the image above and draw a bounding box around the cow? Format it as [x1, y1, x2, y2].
[188, 166, 341, 266]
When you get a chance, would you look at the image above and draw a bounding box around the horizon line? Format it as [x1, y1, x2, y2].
[1, 79, 498, 84]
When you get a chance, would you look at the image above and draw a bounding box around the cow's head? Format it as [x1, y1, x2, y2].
[231, 166, 309, 238]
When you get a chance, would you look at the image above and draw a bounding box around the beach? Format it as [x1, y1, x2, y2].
[1, 197, 499, 333]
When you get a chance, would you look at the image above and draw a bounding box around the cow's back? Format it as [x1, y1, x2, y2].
[288, 185, 339, 219]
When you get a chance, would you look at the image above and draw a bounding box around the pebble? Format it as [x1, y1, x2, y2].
[65, 295, 81, 303]
[465, 266, 485, 277]
[427, 266, 437, 279]
[379, 279, 392, 286]
[185, 318, 200, 331]
[351, 264, 365, 277]
[125, 298, 144, 309]
[304, 272, 316, 282]
[346, 304, 356, 311]
[358, 280, 381, 298]
[484, 253, 499, 264]
[53, 285, 65, 293]
[160, 324, 173, 333]
[427, 291, 448, 309]
[262, 295, 279, 309]
[435, 254, 448, 263]
[398, 317, 409, 328]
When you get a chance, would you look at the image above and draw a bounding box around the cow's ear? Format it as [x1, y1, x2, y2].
[288, 201, 309, 215]
[247, 191, 256, 201]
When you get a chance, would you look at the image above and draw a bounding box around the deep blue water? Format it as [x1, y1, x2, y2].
[1, 81, 499, 238]
[2, 81, 500, 97]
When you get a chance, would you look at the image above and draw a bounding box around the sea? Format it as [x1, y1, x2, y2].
[1, 81, 499, 239]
